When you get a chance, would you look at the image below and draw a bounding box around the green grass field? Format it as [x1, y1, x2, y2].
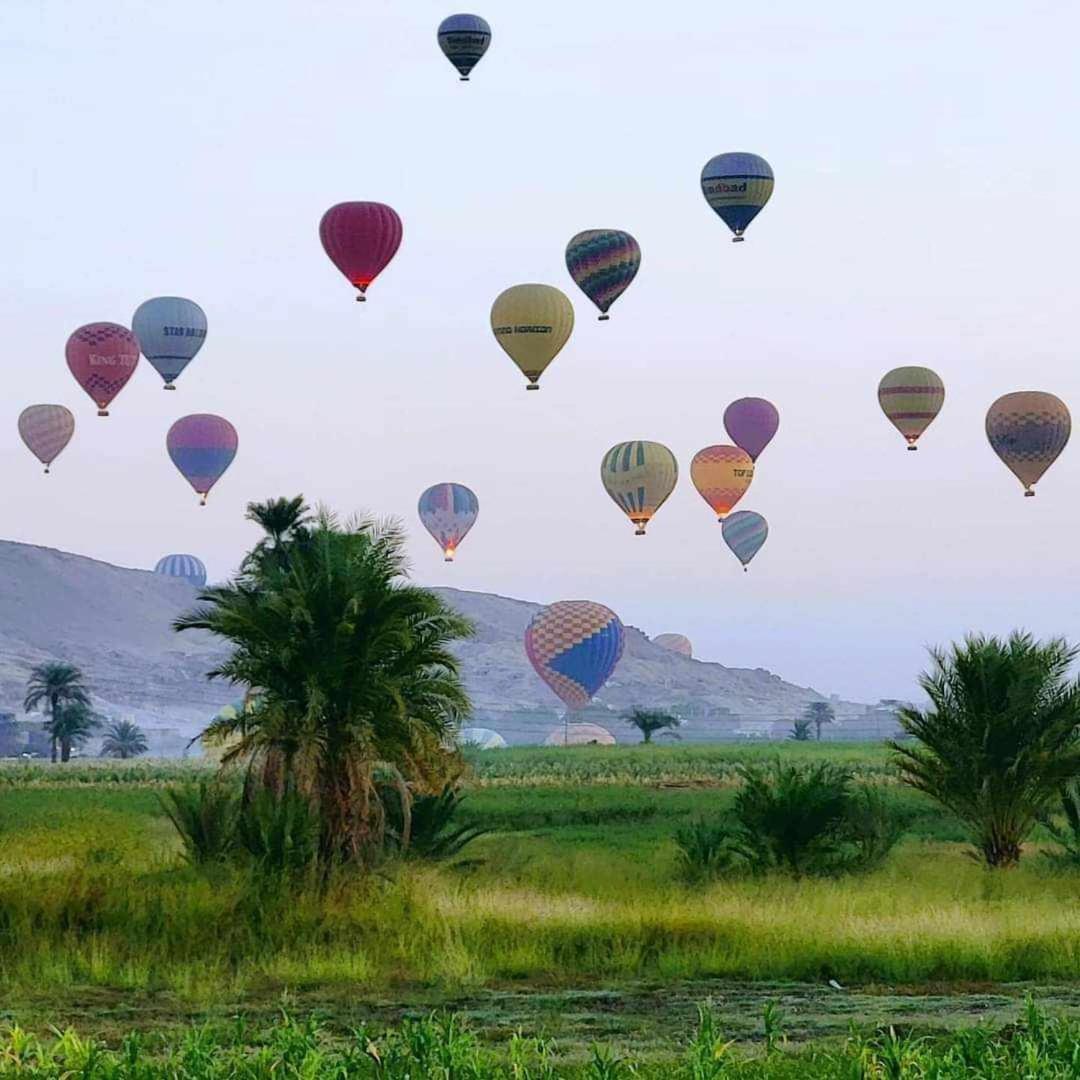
[3, 743, 1080, 1074]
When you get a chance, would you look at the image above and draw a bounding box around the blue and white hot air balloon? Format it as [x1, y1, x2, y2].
[132, 297, 207, 389]
[721, 511, 768, 571]
[700, 153, 774, 242]
[437, 14, 491, 80]
[154, 553, 207, 588]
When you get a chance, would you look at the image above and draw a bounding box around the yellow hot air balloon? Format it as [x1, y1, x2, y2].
[601, 440, 678, 535]
[490, 284, 574, 389]
[690, 445, 754, 520]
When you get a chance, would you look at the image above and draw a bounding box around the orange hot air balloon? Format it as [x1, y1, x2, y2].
[691, 445, 754, 520]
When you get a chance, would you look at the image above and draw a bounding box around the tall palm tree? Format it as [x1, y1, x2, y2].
[176, 498, 474, 865]
[621, 708, 682, 744]
[48, 701, 100, 762]
[100, 719, 149, 759]
[24, 662, 91, 763]
[891, 632, 1080, 868]
[802, 701, 836, 741]
[243, 496, 311, 573]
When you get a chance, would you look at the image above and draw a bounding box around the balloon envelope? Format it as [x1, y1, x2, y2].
[154, 554, 207, 588]
[691, 445, 754, 519]
[459, 727, 506, 749]
[65, 323, 140, 415]
[319, 202, 402, 300]
[653, 633, 692, 658]
[985, 392, 1070, 495]
[700, 152, 774, 240]
[132, 297, 207, 389]
[490, 284, 574, 388]
[525, 600, 625, 710]
[544, 723, 616, 747]
[878, 367, 945, 449]
[723, 398, 779, 461]
[722, 510, 769, 570]
[167, 414, 238, 504]
[437, 14, 491, 79]
[565, 230, 641, 319]
[601, 440, 678, 535]
[18, 405, 74, 472]
[418, 482, 479, 561]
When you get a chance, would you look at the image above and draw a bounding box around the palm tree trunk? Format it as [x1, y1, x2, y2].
[50, 736, 57, 764]
[60, 738, 71, 763]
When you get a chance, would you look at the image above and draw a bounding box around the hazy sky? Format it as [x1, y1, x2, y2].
[4, 0, 1079, 703]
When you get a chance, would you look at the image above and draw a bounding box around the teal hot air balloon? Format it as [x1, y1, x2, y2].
[132, 297, 207, 389]
[565, 230, 641, 320]
[721, 511, 768, 571]
[700, 153, 774, 242]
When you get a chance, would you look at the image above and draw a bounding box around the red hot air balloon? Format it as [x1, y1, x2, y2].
[166, 414, 238, 505]
[65, 323, 140, 416]
[319, 202, 403, 301]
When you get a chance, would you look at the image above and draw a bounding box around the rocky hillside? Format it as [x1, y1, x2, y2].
[0, 540, 864, 752]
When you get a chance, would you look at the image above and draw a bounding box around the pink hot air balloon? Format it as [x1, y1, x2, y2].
[319, 202, 403, 302]
[723, 397, 779, 462]
[18, 405, 75, 473]
[65, 323, 140, 416]
[166, 414, 238, 505]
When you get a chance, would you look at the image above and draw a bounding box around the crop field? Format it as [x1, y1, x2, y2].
[3, 743, 1080, 1075]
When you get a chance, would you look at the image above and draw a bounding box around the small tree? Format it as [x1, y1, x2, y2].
[891, 632, 1080, 868]
[621, 708, 682, 744]
[23, 662, 90, 763]
[802, 701, 836, 741]
[48, 701, 100, 762]
[789, 717, 813, 741]
[101, 719, 149, 759]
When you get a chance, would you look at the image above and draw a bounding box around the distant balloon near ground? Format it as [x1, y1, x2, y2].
[722, 511, 769, 571]
[418, 483, 479, 561]
[18, 405, 75, 473]
[132, 297, 207, 390]
[66, 323, 140, 416]
[986, 392, 1071, 496]
[700, 152, 774, 242]
[723, 398, 779, 461]
[544, 723, 616, 747]
[565, 230, 641, 320]
[601, 440, 678, 535]
[691, 445, 754, 520]
[490, 284, 574, 389]
[437, 14, 491, 80]
[167, 414, 238, 505]
[878, 367, 945, 450]
[154, 554, 207, 588]
[653, 633, 692, 659]
[459, 727, 506, 749]
[319, 202, 403, 301]
[525, 601, 625, 711]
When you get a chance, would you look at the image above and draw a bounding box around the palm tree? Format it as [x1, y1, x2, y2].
[243, 496, 311, 573]
[24, 662, 91, 763]
[176, 498, 474, 866]
[802, 701, 836, 741]
[48, 701, 100, 762]
[621, 708, 682, 744]
[891, 632, 1080, 868]
[101, 719, 149, 759]
[788, 717, 813, 741]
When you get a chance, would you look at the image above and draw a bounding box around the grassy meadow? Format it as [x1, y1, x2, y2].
[3, 742, 1080, 1072]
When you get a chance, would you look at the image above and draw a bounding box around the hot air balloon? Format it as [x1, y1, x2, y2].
[437, 14, 491, 80]
[154, 554, 207, 588]
[490, 284, 574, 389]
[722, 510, 768, 571]
[319, 202, 402, 301]
[459, 727, 507, 749]
[723, 398, 779, 461]
[18, 405, 74, 473]
[132, 297, 207, 390]
[691, 445, 754, 520]
[565, 230, 641, 321]
[600, 441, 678, 535]
[653, 633, 692, 658]
[985, 392, 1071, 496]
[65, 323, 140, 416]
[878, 367, 945, 450]
[700, 153, 774, 241]
[418, 482, 479, 561]
[544, 723, 616, 747]
[525, 600, 625, 710]
[167, 414, 238, 505]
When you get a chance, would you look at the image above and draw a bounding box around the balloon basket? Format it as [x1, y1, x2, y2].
[43, 466, 50, 475]
[634, 526, 646, 536]
[1025, 490, 1035, 497]
[460, 76, 470, 81]
[355, 294, 367, 302]
[907, 444, 917, 451]
[199, 495, 208, 506]
[732, 236, 745, 243]
[598, 314, 610, 322]
[526, 383, 539, 391]
[97, 409, 109, 417]
[164, 383, 176, 390]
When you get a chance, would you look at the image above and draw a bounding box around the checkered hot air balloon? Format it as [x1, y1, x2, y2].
[565, 230, 641, 321]
[986, 392, 1071, 496]
[700, 152, 774, 242]
[418, 482, 479, 561]
[166, 414, 238, 505]
[65, 322, 140, 416]
[878, 368, 945, 450]
[691, 445, 754, 521]
[437, 14, 491, 80]
[721, 511, 769, 571]
[319, 202, 403, 302]
[653, 633, 692, 658]
[18, 405, 75, 473]
[524, 601, 625, 711]
[154, 554, 207, 588]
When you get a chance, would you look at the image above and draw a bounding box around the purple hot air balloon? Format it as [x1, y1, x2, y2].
[166, 414, 238, 505]
[723, 398, 779, 462]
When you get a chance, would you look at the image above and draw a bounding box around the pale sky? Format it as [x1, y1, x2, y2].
[3, 0, 1079, 703]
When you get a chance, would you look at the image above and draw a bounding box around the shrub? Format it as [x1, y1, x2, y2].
[382, 783, 489, 861]
[234, 787, 320, 876]
[1041, 783, 1080, 869]
[674, 819, 737, 883]
[159, 779, 239, 864]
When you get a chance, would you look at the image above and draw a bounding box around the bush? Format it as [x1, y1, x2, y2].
[383, 783, 489, 861]
[674, 819, 737, 883]
[159, 779, 239, 864]
[234, 787, 320, 876]
[1041, 783, 1080, 869]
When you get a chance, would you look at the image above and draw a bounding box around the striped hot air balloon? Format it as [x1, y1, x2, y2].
[721, 511, 769, 571]
[437, 14, 491, 80]
[700, 153, 774, 241]
[878, 367, 945, 450]
[65, 322, 140, 416]
[986, 392, 1071, 496]
[490, 284, 574, 389]
[565, 230, 641, 320]
[319, 202, 403, 301]
[691, 445, 754, 520]
[166, 414, 238, 505]
[601, 440, 678, 535]
[154, 554, 207, 588]
[653, 633, 692, 658]
[418, 482, 479, 561]
[724, 398, 779, 461]
[18, 405, 75, 473]
[525, 601, 625, 711]
[132, 297, 208, 389]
